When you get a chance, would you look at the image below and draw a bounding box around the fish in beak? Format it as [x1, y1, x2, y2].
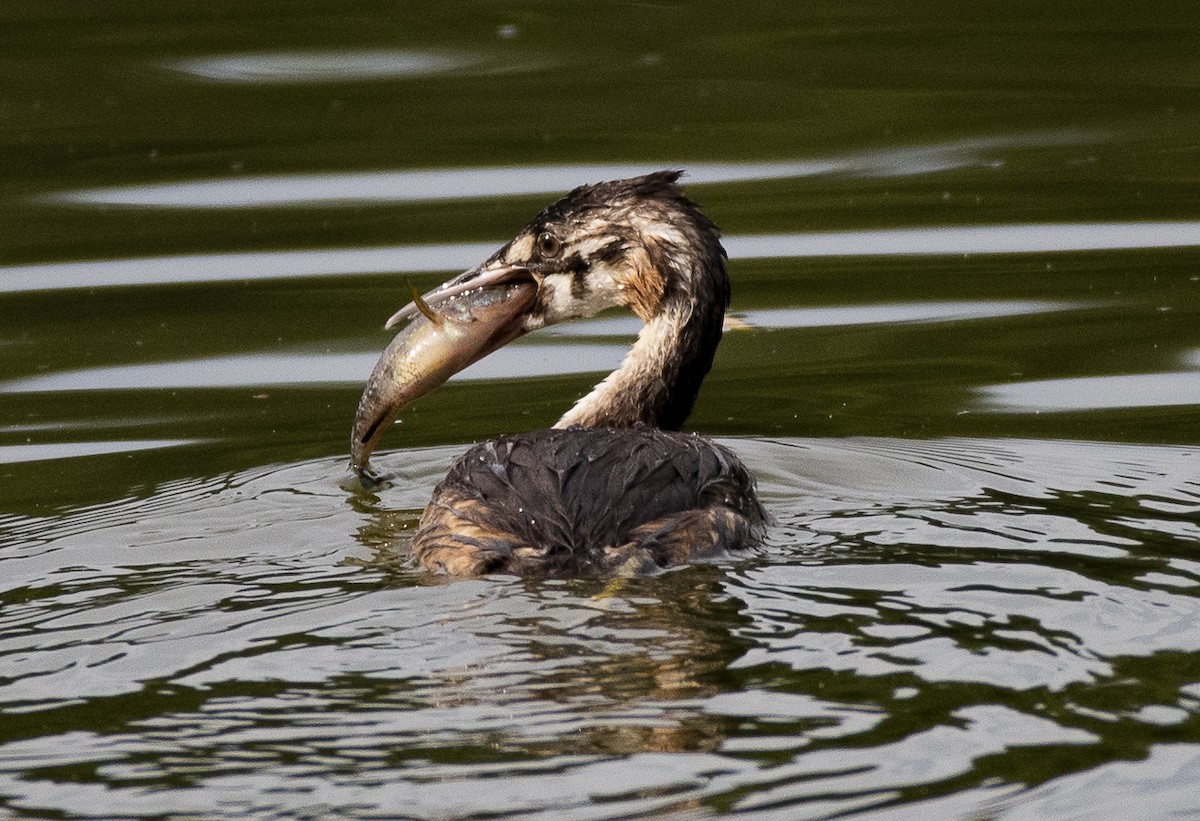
[350, 262, 538, 479]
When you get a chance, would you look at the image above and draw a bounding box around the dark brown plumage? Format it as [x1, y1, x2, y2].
[352, 171, 768, 576]
[414, 427, 764, 575]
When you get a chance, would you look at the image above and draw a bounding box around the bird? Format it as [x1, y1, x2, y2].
[351, 170, 767, 576]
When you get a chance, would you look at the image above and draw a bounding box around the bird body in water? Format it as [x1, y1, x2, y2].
[351, 171, 767, 575]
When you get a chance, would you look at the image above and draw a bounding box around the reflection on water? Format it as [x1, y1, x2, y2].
[979, 371, 1200, 413]
[0, 439, 198, 465]
[727, 222, 1200, 258]
[740, 299, 1082, 328]
[0, 300, 1083, 394]
[170, 48, 485, 83]
[1, 438, 1198, 818]
[0, 345, 627, 393]
[0, 242, 498, 293]
[47, 132, 1091, 209]
[6, 223, 1200, 293]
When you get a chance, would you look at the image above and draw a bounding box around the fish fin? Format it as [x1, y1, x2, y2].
[408, 283, 444, 327]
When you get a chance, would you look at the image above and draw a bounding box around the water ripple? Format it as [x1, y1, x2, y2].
[1, 437, 1198, 818]
[4, 223, 1198, 293]
[0, 346, 626, 393]
[0, 439, 199, 465]
[0, 301, 1085, 394]
[169, 48, 486, 83]
[728, 561, 1200, 690]
[44, 133, 1095, 209]
[977, 370, 1200, 413]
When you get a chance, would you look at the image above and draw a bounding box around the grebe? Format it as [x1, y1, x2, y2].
[351, 171, 767, 575]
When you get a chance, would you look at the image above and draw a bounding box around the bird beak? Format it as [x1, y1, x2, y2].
[382, 262, 534, 329]
[350, 261, 539, 478]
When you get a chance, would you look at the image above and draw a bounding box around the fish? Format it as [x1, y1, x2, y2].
[350, 280, 538, 478]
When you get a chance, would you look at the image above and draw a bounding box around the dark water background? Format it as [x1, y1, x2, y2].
[3, 2, 1200, 818]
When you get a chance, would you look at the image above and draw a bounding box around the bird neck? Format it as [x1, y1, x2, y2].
[555, 298, 723, 431]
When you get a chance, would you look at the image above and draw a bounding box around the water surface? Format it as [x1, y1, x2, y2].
[2, 2, 1200, 819]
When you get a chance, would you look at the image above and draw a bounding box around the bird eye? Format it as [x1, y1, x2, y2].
[536, 231, 561, 258]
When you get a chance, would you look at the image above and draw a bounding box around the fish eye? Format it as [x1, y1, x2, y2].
[536, 231, 561, 258]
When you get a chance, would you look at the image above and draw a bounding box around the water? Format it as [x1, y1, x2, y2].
[2, 2, 1200, 818]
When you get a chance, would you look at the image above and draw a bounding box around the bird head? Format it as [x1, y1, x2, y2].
[351, 171, 727, 477]
[386, 170, 726, 331]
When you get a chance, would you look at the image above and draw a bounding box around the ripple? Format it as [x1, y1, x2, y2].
[726, 222, 1200, 258]
[0, 301, 1085, 394]
[728, 561, 1200, 690]
[740, 300, 1082, 328]
[728, 705, 1094, 816]
[5, 222, 1198, 294]
[741, 436, 1200, 507]
[992, 744, 1200, 819]
[0, 344, 627, 393]
[48, 161, 837, 209]
[548, 300, 1083, 337]
[0, 242, 497, 293]
[0, 439, 198, 464]
[44, 132, 1093, 209]
[977, 371, 1200, 412]
[169, 48, 483, 83]
[2, 437, 1199, 818]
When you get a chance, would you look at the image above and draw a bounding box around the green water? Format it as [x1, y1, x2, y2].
[2, 3, 1200, 819]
